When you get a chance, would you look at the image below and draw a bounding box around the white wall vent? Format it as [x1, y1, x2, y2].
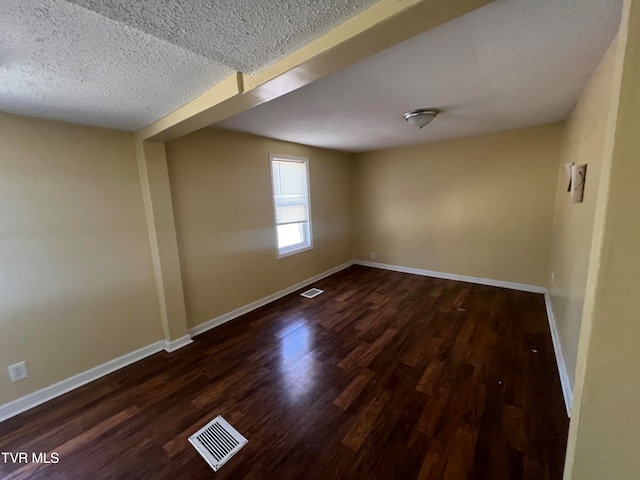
[301, 288, 324, 298]
[189, 416, 248, 471]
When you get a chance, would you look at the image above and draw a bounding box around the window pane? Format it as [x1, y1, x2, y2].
[273, 160, 309, 224]
[270, 155, 312, 257]
[277, 223, 305, 249]
[273, 161, 306, 196]
[275, 202, 308, 224]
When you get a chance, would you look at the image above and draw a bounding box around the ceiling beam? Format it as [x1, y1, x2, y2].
[135, 0, 494, 142]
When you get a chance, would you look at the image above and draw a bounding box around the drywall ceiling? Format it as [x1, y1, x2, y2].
[215, 0, 623, 152]
[0, 0, 378, 130]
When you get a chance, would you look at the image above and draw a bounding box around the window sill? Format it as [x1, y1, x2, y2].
[277, 245, 313, 259]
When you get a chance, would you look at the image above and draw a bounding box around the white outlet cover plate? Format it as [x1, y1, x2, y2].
[8, 361, 28, 382]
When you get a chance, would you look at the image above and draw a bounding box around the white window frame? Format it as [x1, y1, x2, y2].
[269, 154, 313, 258]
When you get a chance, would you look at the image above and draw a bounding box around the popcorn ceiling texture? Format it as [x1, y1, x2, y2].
[0, 0, 376, 130]
[67, 0, 378, 73]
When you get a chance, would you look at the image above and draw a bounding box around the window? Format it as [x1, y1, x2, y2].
[270, 154, 312, 257]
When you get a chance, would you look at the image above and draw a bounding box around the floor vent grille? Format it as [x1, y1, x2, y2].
[301, 288, 324, 298]
[189, 416, 248, 471]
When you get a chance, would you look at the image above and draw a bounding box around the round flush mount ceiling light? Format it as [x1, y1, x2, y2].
[403, 108, 440, 129]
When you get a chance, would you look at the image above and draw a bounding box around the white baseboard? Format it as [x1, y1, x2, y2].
[357, 259, 572, 416]
[354, 260, 546, 293]
[544, 292, 573, 416]
[189, 260, 355, 337]
[0, 341, 165, 422]
[164, 335, 193, 353]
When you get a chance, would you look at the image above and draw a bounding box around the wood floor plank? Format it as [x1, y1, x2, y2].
[0, 265, 568, 479]
[416, 359, 445, 394]
[337, 340, 370, 370]
[416, 386, 453, 436]
[342, 388, 392, 452]
[333, 368, 375, 410]
[443, 424, 478, 480]
[418, 439, 446, 480]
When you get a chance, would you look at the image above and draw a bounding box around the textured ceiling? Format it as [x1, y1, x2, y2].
[216, 0, 623, 152]
[66, 0, 378, 73]
[0, 0, 378, 130]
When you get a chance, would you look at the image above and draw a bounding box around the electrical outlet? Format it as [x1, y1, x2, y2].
[370, 252, 376, 260]
[8, 361, 28, 382]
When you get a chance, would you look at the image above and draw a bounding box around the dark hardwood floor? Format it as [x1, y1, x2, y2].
[0, 265, 569, 479]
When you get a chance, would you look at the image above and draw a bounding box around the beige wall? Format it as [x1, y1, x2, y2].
[548, 40, 619, 390]
[165, 128, 353, 327]
[0, 112, 162, 405]
[564, 0, 640, 477]
[353, 125, 562, 286]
